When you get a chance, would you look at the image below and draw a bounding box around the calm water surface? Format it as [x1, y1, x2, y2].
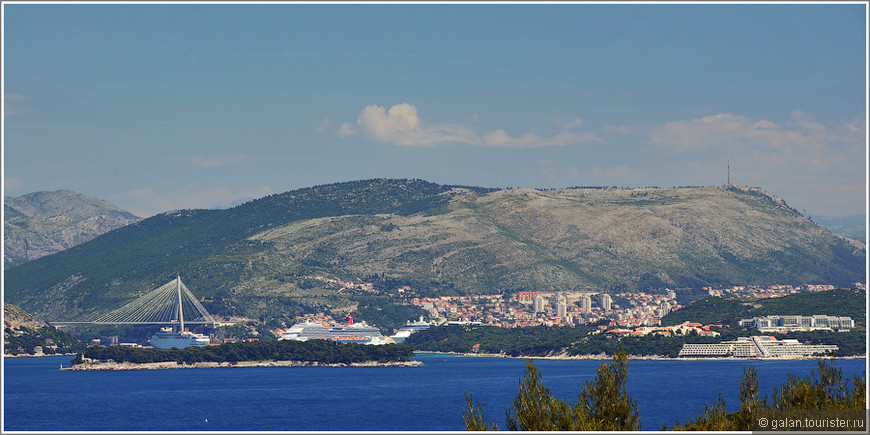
[3, 353, 866, 431]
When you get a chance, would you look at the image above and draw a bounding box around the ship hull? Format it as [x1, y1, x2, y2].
[149, 331, 210, 349]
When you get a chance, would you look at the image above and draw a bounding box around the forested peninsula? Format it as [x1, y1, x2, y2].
[67, 340, 418, 370]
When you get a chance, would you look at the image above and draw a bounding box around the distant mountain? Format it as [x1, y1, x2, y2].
[810, 214, 866, 243]
[3, 179, 865, 323]
[4, 190, 141, 268]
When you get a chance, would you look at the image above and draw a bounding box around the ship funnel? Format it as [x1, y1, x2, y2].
[347, 316, 354, 326]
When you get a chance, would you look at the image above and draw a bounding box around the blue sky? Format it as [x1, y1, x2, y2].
[3, 2, 867, 218]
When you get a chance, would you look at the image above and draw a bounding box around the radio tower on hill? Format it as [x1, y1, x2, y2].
[727, 160, 731, 186]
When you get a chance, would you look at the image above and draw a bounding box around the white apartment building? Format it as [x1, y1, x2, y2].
[556, 297, 568, 318]
[599, 293, 612, 311]
[679, 336, 838, 358]
[581, 295, 592, 313]
[739, 315, 854, 332]
[533, 295, 546, 313]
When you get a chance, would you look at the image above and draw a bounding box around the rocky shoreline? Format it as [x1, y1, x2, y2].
[63, 359, 423, 371]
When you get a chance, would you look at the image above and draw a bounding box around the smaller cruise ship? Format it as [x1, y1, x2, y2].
[149, 327, 210, 350]
[147, 276, 211, 350]
[390, 316, 432, 343]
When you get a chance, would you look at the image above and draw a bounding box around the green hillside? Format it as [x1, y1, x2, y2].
[660, 288, 866, 327]
[4, 179, 865, 323]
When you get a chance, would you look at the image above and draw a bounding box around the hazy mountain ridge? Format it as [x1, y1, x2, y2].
[3, 179, 864, 322]
[810, 214, 866, 243]
[4, 190, 141, 268]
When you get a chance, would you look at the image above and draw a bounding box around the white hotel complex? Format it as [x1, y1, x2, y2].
[679, 336, 838, 358]
[739, 315, 853, 333]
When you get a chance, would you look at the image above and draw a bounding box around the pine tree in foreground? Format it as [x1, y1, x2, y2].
[669, 359, 866, 430]
[463, 350, 639, 431]
[464, 355, 865, 431]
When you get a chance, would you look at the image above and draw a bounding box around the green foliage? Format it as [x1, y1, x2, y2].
[463, 351, 639, 431]
[463, 393, 499, 431]
[74, 340, 415, 366]
[504, 360, 568, 430]
[350, 301, 428, 333]
[5, 179, 475, 317]
[662, 289, 867, 328]
[407, 324, 761, 359]
[4, 325, 87, 355]
[669, 360, 866, 430]
[770, 330, 866, 357]
[574, 351, 640, 430]
[464, 355, 865, 432]
[407, 325, 598, 356]
[660, 297, 749, 326]
[753, 289, 866, 326]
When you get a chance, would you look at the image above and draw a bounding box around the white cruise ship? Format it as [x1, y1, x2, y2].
[390, 316, 432, 343]
[279, 317, 387, 345]
[148, 276, 211, 349]
[149, 327, 210, 350]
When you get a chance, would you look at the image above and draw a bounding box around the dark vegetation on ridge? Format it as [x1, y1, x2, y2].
[72, 340, 415, 366]
[4, 179, 865, 324]
[660, 288, 866, 327]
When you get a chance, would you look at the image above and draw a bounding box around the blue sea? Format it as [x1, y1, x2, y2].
[3, 353, 866, 432]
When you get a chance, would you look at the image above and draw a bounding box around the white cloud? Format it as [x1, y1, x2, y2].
[4, 93, 28, 116]
[346, 103, 603, 148]
[649, 111, 866, 215]
[339, 122, 356, 137]
[551, 116, 585, 130]
[313, 118, 331, 134]
[602, 125, 633, 134]
[483, 130, 602, 148]
[183, 153, 251, 169]
[358, 103, 420, 141]
[651, 113, 751, 148]
[535, 160, 647, 188]
[4, 176, 27, 190]
[537, 160, 581, 184]
[650, 111, 858, 153]
[355, 103, 478, 146]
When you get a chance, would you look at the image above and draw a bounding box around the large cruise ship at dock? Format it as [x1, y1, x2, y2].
[389, 316, 432, 343]
[279, 316, 388, 345]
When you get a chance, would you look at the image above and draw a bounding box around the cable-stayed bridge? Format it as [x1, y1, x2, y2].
[51, 277, 218, 328]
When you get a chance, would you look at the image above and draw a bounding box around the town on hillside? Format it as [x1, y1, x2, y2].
[283, 275, 864, 336]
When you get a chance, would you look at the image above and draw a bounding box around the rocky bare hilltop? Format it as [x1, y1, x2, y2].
[4, 190, 140, 268]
